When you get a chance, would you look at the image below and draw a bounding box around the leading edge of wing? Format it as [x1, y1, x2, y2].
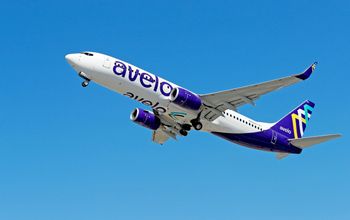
[199, 62, 318, 98]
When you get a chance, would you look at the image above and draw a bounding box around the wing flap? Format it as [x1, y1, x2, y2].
[151, 109, 181, 145]
[152, 128, 177, 145]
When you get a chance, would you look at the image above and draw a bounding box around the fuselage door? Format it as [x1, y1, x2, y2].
[271, 130, 278, 144]
[103, 56, 111, 69]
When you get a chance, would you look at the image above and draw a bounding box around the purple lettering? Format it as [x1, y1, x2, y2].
[128, 66, 139, 81]
[153, 75, 159, 92]
[160, 81, 173, 96]
[114, 62, 173, 98]
[140, 73, 154, 88]
[113, 61, 126, 77]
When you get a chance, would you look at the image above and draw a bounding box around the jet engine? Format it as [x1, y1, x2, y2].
[170, 87, 202, 111]
[130, 108, 161, 130]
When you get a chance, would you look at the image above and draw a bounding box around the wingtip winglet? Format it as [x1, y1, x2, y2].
[296, 62, 318, 80]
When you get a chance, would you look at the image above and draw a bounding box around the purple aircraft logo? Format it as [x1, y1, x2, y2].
[280, 126, 292, 134]
[113, 61, 173, 97]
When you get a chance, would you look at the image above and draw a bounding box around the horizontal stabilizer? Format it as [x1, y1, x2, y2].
[276, 153, 289, 159]
[289, 134, 341, 148]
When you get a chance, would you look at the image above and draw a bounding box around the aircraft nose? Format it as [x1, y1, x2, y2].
[65, 53, 78, 66]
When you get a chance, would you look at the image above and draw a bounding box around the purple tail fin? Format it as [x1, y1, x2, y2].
[271, 100, 315, 139]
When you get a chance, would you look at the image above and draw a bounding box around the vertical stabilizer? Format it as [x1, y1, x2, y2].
[271, 100, 315, 139]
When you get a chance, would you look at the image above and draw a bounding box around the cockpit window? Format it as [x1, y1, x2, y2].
[81, 52, 94, 56]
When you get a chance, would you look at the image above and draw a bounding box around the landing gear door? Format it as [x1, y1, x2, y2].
[103, 56, 111, 69]
[271, 130, 278, 144]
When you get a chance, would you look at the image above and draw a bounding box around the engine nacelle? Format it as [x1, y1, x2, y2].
[170, 87, 202, 111]
[130, 108, 161, 130]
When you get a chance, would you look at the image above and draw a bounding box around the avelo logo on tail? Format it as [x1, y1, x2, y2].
[291, 103, 314, 139]
[272, 100, 315, 139]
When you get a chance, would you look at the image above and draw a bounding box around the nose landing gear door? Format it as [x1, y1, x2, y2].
[271, 130, 278, 145]
[103, 56, 111, 69]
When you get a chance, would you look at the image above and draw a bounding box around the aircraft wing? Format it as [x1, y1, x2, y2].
[152, 129, 171, 144]
[199, 62, 317, 121]
[151, 110, 179, 145]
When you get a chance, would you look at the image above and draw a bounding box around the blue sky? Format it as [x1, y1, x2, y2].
[0, 0, 349, 219]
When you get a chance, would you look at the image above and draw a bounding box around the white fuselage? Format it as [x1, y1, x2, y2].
[66, 52, 338, 156]
[66, 52, 271, 134]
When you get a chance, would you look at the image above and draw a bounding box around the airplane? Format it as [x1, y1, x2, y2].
[65, 51, 341, 159]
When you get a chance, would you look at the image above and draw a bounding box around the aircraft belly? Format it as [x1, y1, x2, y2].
[212, 131, 302, 154]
